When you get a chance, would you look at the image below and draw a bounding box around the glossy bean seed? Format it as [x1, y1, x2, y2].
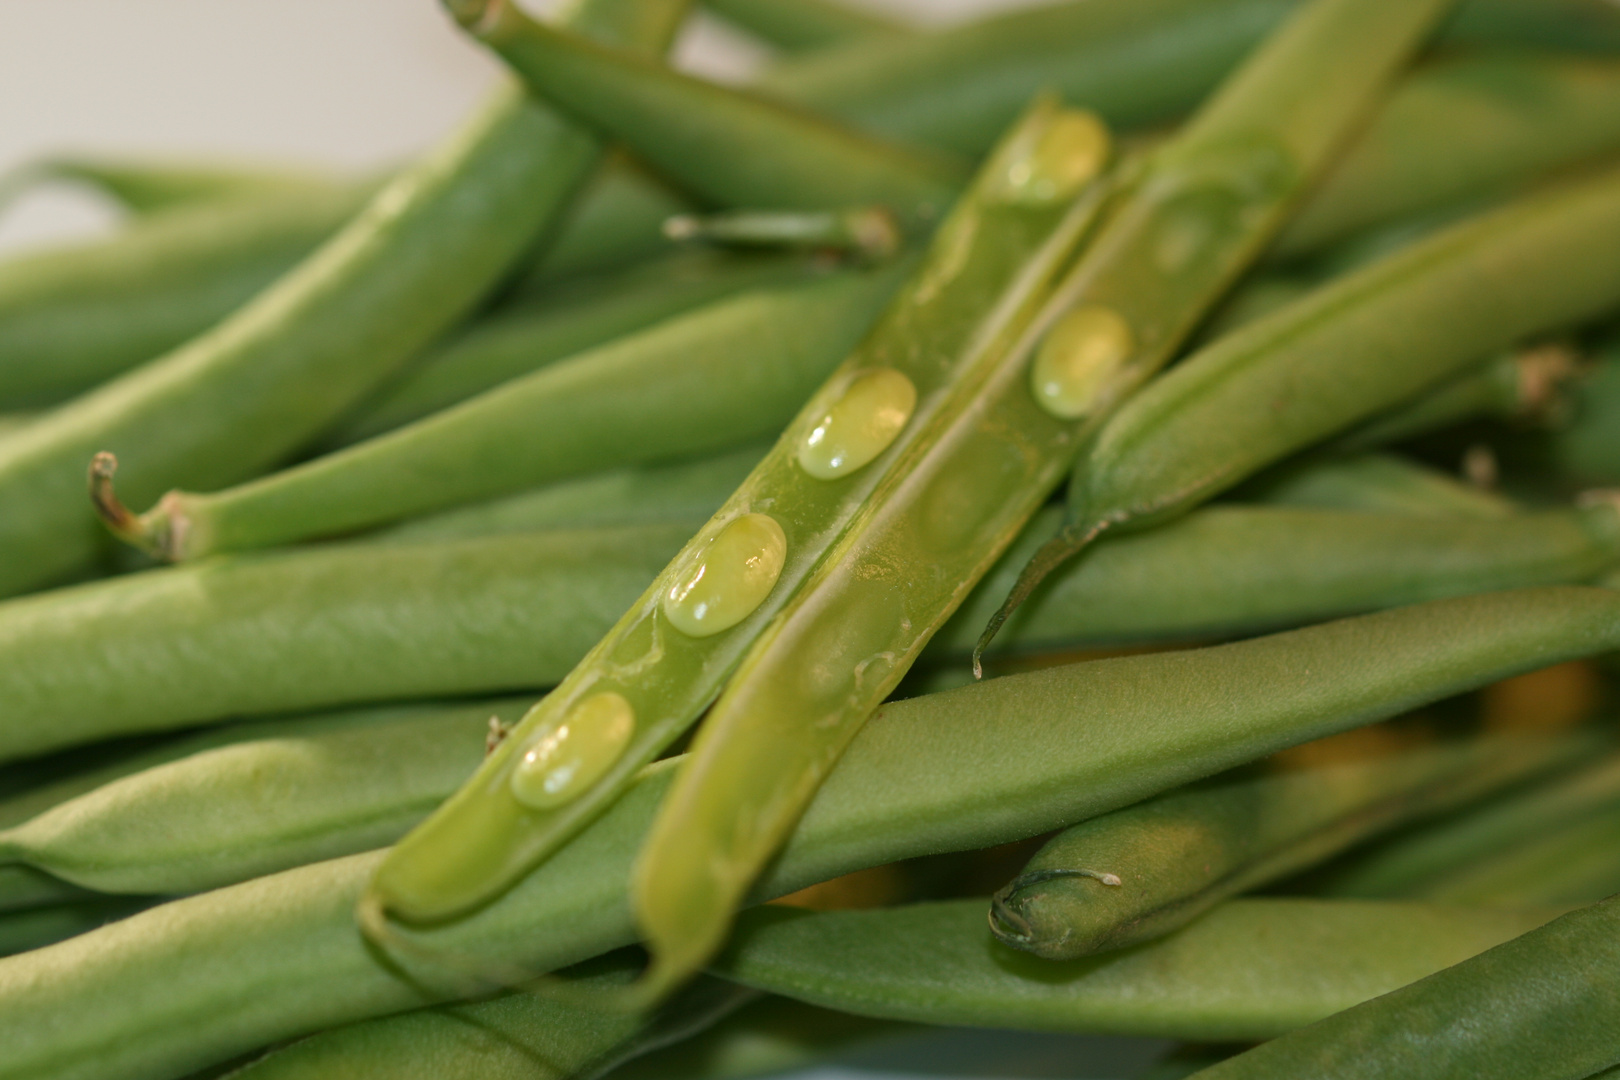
[450, 0, 969, 232]
[0, 0, 691, 598]
[0, 525, 689, 762]
[108, 266, 901, 560]
[9, 587, 1620, 1080]
[1189, 894, 1620, 1080]
[638, 0, 1467, 997]
[715, 899, 1561, 1041]
[701, 0, 909, 53]
[988, 163, 1620, 652]
[0, 697, 534, 895]
[989, 731, 1588, 959]
[1235, 452, 1514, 518]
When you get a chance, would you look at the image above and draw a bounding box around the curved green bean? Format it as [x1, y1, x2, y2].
[715, 898, 1561, 1041]
[1189, 894, 1620, 1080]
[701, 0, 909, 53]
[0, 897, 150, 961]
[7, 586, 1619, 1080]
[988, 731, 1589, 960]
[985, 162, 1620, 657]
[1235, 452, 1514, 517]
[107, 265, 903, 559]
[449, 0, 968, 232]
[0, 156, 338, 217]
[0, 0, 691, 598]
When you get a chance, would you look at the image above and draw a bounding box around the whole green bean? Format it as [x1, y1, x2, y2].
[0, 156, 338, 217]
[449, 0, 968, 232]
[988, 731, 1589, 960]
[701, 0, 908, 53]
[984, 162, 1620, 656]
[1235, 452, 1514, 517]
[1406, 803, 1620, 907]
[7, 586, 1617, 1080]
[0, 897, 150, 961]
[331, 251, 827, 444]
[0, 525, 688, 763]
[104, 265, 902, 559]
[1323, 748, 1620, 900]
[638, 0, 1470, 998]
[1189, 894, 1620, 1080]
[0, 697, 537, 896]
[0, 0, 691, 598]
[714, 898, 1561, 1041]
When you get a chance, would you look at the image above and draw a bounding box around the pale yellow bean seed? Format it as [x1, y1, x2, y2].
[662, 513, 788, 637]
[1030, 304, 1135, 419]
[510, 692, 635, 809]
[798, 369, 918, 480]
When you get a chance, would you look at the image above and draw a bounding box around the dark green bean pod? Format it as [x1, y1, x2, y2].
[0, 697, 537, 896]
[104, 266, 902, 559]
[1234, 452, 1514, 517]
[0, 0, 692, 598]
[1539, 340, 1620, 487]
[0, 897, 151, 961]
[7, 587, 1618, 1080]
[701, 0, 908, 53]
[984, 162, 1620, 657]
[1189, 894, 1620, 1080]
[447, 0, 969, 232]
[988, 731, 1591, 960]
[715, 899, 1561, 1041]
[1323, 749, 1620, 901]
[1405, 803, 1620, 907]
[0, 869, 90, 919]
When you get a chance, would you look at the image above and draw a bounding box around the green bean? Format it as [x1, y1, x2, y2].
[0, 897, 151, 961]
[377, 444, 760, 543]
[103, 265, 903, 559]
[984, 162, 1620, 656]
[366, 96, 1109, 929]
[0, 697, 539, 896]
[1188, 894, 1620, 1079]
[1235, 452, 1514, 517]
[0, 868, 90, 918]
[1541, 340, 1620, 486]
[761, 1, 1620, 158]
[226, 952, 754, 1080]
[0, 0, 692, 599]
[637, 0, 1462, 997]
[0, 524, 689, 762]
[1404, 802, 1620, 907]
[512, 162, 692, 291]
[331, 251, 826, 444]
[987, 731, 1589, 960]
[701, 0, 909, 53]
[1322, 749, 1620, 900]
[662, 207, 902, 261]
[9, 586, 1619, 1080]
[0, 156, 340, 217]
[0, 184, 374, 413]
[448, 0, 968, 233]
[713, 898, 1562, 1041]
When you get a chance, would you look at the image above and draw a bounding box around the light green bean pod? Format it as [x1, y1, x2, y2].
[0, 156, 339, 217]
[0, 897, 150, 961]
[0, 697, 536, 896]
[715, 898, 1561, 1041]
[636, 0, 1462, 997]
[448, 0, 968, 233]
[108, 266, 904, 559]
[988, 731, 1591, 960]
[6, 587, 1620, 1080]
[369, 97, 1115, 927]
[1189, 894, 1620, 1080]
[701, 0, 908, 53]
[1235, 452, 1514, 517]
[989, 161, 1620, 655]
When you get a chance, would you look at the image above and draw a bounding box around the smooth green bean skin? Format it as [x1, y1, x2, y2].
[139, 266, 902, 558]
[1323, 750, 1620, 901]
[0, 897, 150, 960]
[0, 525, 688, 762]
[0, 697, 537, 896]
[370, 99, 1105, 927]
[989, 732, 1588, 960]
[1190, 894, 1620, 1080]
[715, 899, 1560, 1041]
[451, 0, 968, 231]
[8, 587, 1618, 1080]
[1, 156, 339, 216]
[1020, 163, 1620, 626]
[0, 868, 90, 917]
[638, 0, 1457, 996]
[332, 252, 825, 444]
[1407, 803, 1620, 907]
[377, 444, 760, 543]
[1235, 452, 1514, 518]
[0, 0, 690, 599]
[0, 185, 372, 412]
[701, 0, 908, 53]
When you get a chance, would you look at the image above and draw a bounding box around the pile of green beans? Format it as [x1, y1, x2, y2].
[8, 0, 1620, 1074]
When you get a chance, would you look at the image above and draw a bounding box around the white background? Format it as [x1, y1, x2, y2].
[0, 2, 1172, 1075]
